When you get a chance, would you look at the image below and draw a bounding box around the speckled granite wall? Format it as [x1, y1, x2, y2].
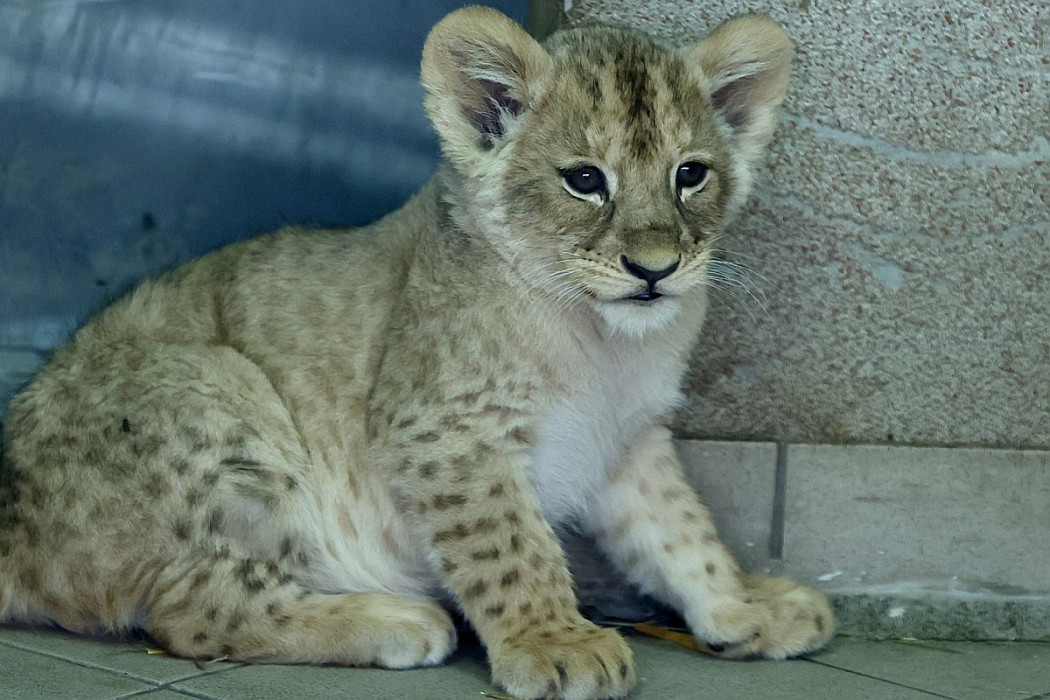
[566, 1, 1050, 448]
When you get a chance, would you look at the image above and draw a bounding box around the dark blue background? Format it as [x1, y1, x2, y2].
[0, 0, 528, 413]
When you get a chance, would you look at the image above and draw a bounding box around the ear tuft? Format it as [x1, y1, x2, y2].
[473, 78, 523, 140]
[422, 7, 551, 170]
[687, 15, 792, 162]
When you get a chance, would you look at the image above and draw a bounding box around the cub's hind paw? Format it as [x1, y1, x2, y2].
[360, 596, 459, 669]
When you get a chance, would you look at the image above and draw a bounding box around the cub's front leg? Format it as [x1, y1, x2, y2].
[587, 425, 834, 659]
[375, 376, 635, 700]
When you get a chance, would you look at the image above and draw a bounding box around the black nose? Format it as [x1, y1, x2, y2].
[621, 256, 680, 284]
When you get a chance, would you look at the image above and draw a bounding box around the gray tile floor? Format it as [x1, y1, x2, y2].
[1, 626, 1048, 699]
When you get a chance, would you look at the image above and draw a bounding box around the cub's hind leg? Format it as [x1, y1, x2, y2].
[145, 552, 456, 667]
[2, 339, 423, 645]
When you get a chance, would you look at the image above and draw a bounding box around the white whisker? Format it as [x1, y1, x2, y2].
[710, 257, 775, 289]
[704, 270, 770, 322]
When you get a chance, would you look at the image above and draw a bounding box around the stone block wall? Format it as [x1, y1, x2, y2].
[565, 0, 1049, 448]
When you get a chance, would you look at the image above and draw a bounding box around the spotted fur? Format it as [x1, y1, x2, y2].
[0, 8, 830, 699]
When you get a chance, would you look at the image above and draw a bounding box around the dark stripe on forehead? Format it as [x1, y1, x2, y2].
[659, 59, 690, 109]
[613, 44, 662, 160]
[576, 60, 604, 106]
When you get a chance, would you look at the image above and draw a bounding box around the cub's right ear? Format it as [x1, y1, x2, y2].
[422, 7, 552, 172]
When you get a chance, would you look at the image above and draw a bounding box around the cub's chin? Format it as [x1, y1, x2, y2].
[594, 295, 682, 337]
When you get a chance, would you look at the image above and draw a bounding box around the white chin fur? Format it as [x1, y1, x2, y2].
[595, 296, 682, 337]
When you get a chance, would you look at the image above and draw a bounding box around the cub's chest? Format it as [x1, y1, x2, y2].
[528, 342, 684, 526]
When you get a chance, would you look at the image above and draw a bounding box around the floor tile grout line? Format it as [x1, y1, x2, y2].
[768, 440, 787, 560]
[110, 688, 222, 700]
[109, 675, 233, 700]
[154, 685, 227, 700]
[109, 690, 167, 700]
[0, 638, 166, 687]
[0, 635, 247, 686]
[163, 661, 249, 685]
[803, 658, 962, 700]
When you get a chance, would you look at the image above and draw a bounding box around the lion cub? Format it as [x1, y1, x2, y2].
[0, 7, 832, 698]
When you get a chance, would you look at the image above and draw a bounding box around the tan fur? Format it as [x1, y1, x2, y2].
[0, 8, 831, 699]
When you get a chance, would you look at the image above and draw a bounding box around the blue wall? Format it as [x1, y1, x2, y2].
[0, 0, 529, 415]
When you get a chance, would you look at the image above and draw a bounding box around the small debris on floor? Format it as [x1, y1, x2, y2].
[634, 622, 719, 656]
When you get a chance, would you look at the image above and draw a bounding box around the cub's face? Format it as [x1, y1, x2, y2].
[423, 9, 791, 335]
[504, 29, 735, 334]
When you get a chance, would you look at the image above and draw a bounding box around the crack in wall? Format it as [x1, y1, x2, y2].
[752, 189, 1049, 247]
[785, 112, 1050, 168]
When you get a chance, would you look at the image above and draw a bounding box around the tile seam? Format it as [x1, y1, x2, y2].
[154, 685, 227, 700]
[804, 658, 962, 700]
[0, 638, 164, 687]
[163, 662, 248, 685]
[109, 689, 172, 700]
[768, 441, 787, 561]
[111, 686, 225, 700]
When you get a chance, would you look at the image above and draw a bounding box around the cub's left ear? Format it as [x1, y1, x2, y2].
[685, 15, 792, 165]
[422, 7, 552, 172]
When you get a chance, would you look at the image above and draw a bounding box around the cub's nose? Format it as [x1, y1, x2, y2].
[620, 256, 680, 284]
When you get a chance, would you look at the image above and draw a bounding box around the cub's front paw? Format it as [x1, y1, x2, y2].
[692, 576, 834, 660]
[490, 622, 636, 700]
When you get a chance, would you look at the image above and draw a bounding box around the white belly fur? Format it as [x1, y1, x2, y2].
[529, 336, 685, 526]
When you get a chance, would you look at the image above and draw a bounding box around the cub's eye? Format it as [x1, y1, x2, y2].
[561, 165, 607, 200]
[676, 161, 709, 193]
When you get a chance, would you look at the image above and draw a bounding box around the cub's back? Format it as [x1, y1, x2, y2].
[36, 188, 428, 409]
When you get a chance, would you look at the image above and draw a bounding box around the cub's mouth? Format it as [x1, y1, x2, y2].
[627, 291, 663, 302]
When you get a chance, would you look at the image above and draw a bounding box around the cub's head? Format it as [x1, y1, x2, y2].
[422, 7, 791, 336]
